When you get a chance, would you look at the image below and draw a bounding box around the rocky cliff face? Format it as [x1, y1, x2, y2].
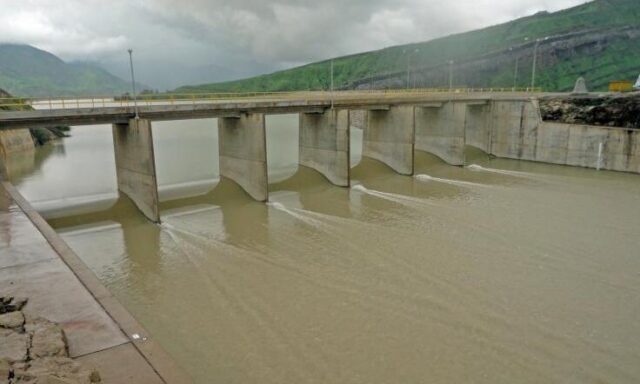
[540, 92, 640, 128]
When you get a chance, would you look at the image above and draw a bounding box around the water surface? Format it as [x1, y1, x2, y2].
[8, 116, 640, 384]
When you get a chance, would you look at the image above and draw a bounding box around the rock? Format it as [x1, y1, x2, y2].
[0, 331, 29, 362]
[0, 358, 10, 380]
[88, 370, 101, 383]
[32, 375, 77, 384]
[29, 320, 68, 359]
[22, 358, 99, 384]
[9, 297, 28, 312]
[0, 311, 25, 329]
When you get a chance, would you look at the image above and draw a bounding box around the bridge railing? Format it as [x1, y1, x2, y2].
[0, 88, 542, 111]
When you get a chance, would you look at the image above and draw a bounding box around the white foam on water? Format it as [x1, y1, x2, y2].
[351, 184, 435, 206]
[467, 164, 532, 177]
[267, 202, 325, 228]
[415, 174, 487, 188]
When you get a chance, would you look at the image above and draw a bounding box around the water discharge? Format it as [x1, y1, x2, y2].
[7, 115, 640, 384]
[415, 173, 489, 188]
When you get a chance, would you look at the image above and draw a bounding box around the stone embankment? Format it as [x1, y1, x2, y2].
[0, 296, 101, 384]
[540, 92, 640, 128]
[0, 89, 69, 156]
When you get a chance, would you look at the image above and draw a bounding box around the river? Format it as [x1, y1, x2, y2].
[7, 116, 640, 383]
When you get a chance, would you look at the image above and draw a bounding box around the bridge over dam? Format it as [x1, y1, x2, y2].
[1, 91, 639, 223]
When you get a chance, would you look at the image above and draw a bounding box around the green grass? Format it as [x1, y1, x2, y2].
[0, 45, 134, 97]
[177, 0, 640, 93]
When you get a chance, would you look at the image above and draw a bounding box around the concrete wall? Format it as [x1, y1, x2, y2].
[299, 109, 350, 186]
[0, 129, 34, 157]
[218, 113, 268, 201]
[465, 104, 492, 153]
[486, 99, 640, 173]
[112, 119, 160, 223]
[349, 110, 368, 130]
[364, 106, 415, 175]
[415, 102, 466, 165]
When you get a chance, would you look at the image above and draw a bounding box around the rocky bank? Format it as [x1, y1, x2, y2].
[0, 89, 69, 150]
[540, 92, 640, 128]
[0, 297, 101, 384]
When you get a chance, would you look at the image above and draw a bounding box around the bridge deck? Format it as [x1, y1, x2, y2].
[0, 91, 543, 129]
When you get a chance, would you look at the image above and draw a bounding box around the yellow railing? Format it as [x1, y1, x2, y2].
[0, 88, 542, 111]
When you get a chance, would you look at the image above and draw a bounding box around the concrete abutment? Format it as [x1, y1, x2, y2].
[218, 113, 269, 201]
[112, 118, 160, 223]
[299, 109, 350, 187]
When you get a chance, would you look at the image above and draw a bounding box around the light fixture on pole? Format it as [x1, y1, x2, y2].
[509, 47, 519, 91]
[330, 59, 334, 109]
[127, 49, 139, 119]
[531, 37, 548, 91]
[405, 49, 419, 89]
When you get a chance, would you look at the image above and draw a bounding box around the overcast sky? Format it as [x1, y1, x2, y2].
[0, 0, 587, 89]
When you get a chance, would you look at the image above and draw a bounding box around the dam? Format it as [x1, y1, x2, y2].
[1, 91, 640, 383]
[2, 91, 639, 222]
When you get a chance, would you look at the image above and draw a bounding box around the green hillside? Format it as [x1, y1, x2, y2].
[178, 0, 640, 93]
[0, 44, 134, 97]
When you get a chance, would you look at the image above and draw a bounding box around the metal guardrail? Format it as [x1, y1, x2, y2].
[0, 88, 542, 111]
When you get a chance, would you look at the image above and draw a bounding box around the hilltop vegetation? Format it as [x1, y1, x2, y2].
[0, 44, 133, 97]
[178, 0, 640, 93]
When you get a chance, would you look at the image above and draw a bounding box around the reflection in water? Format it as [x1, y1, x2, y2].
[10, 115, 640, 383]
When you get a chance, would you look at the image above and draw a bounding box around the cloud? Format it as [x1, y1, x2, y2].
[0, 0, 587, 89]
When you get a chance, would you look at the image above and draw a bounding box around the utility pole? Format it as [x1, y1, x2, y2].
[514, 56, 519, 91]
[127, 49, 139, 119]
[531, 37, 547, 91]
[448, 60, 454, 90]
[405, 49, 419, 89]
[330, 59, 334, 109]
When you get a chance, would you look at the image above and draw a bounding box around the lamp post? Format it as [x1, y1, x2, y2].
[127, 49, 139, 119]
[330, 59, 334, 109]
[405, 48, 419, 89]
[448, 60, 454, 90]
[531, 37, 548, 91]
[514, 56, 519, 91]
[509, 47, 519, 91]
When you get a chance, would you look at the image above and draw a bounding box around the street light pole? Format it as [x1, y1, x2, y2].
[514, 56, 519, 91]
[531, 37, 547, 91]
[531, 39, 539, 90]
[127, 49, 139, 119]
[405, 49, 419, 89]
[448, 60, 454, 90]
[330, 59, 334, 109]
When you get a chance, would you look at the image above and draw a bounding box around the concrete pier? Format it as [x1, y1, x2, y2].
[299, 109, 350, 186]
[112, 119, 160, 223]
[218, 113, 269, 201]
[415, 102, 467, 166]
[364, 106, 415, 175]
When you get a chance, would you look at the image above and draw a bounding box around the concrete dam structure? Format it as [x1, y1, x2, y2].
[1, 92, 638, 223]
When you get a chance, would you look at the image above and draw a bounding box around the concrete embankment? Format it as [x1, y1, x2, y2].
[0, 182, 192, 383]
[464, 99, 639, 173]
[0, 129, 35, 157]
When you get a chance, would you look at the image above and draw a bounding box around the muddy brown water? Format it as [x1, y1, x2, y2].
[7, 115, 640, 383]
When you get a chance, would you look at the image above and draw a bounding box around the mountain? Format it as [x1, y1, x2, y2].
[177, 0, 640, 93]
[0, 44, 137, 97]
